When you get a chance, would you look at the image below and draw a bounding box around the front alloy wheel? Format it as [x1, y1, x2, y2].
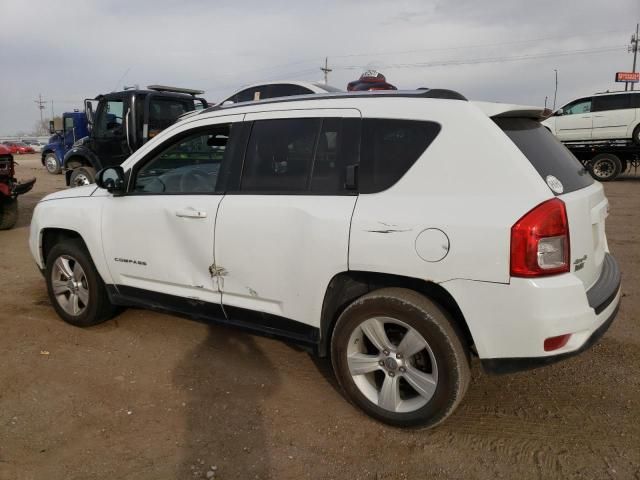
[50, 255, 90, 316]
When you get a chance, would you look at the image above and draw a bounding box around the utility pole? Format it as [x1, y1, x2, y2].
[320, 57, 332, 84]
[50, 100, 54, 121]
[628, 23, 639, 91]
[34, 93, 46, 126]
[553, 69, 558, 110]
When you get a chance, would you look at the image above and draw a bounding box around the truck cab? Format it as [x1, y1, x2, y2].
[41, 111, 89, 174]
[64, 85, 206, 186]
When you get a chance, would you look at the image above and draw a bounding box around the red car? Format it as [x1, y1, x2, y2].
[0, 144, 36, 229]
[2, 141, 35, 154]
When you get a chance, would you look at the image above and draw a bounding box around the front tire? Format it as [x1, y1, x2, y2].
[44, 153, 61, 174]
[0, 197, 18, 230]
[69, 166, 96, 187]
[45, 240, 119, 327]
[331, 288, 470, 428]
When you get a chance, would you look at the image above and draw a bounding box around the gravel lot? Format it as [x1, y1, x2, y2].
[1, 154, 639, 480]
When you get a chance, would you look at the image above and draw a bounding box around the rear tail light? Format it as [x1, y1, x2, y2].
[510, 198, 570, 277]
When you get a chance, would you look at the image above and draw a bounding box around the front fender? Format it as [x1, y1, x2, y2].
[62, 146, 102, 171]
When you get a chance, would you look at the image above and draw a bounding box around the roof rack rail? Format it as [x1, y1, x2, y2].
[147, 85, 205, 96]
[201, 88, 467, 114]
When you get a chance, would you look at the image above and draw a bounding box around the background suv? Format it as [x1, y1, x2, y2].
[29, 90, 621, 428]
[543, 90, 640, 143]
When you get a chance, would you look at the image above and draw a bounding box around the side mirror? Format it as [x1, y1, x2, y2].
[49, 121, 55, 135]
[84, 99, 95, 125]
[96, 166, 125, 194]
[555, 108, 564, 116]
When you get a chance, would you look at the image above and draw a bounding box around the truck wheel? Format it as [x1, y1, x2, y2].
[45, 239, 120, 327]
[331, 288, 470, 429]
[69, 167, 96, 187]
[632, 125, 640, 145]
[44, 153, 61, 174]
[0, 197, 18, 230]
[590, 154, 622, 182]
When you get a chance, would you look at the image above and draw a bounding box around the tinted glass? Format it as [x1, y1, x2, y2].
[359, 119, 441, 193]
[94, 100, 124, 138]
[241, 118, 321, 192]
[563, 99, 591, 115]
[592, 94, 631, 112]
[309, 118, 360, 193]
[133, 125, 230, 194]
[148, 97, 191, 134]
[234, 88, 258, 103]
[268, 84, 313, 98]
[629, 93, 640, 108]
[494, 118, 593, 194]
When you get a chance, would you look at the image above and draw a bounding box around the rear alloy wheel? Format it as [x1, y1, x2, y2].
[44, 153, 61, 174]
[0, 197, 18, 230]
[589, 154, 622, 182]
[69, 166, 96, 187]
[45, 240, 119, 326]
[331, 288, 470, 428]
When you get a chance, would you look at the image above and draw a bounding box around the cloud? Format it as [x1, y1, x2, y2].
[0, 0, 638, 134]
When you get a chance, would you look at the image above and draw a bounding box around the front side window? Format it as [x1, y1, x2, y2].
[563, 99, 592, 115]
[241, 118, 321, 192]
[94, 100, 124, 138]
[133, 125, 230, 194]
[359, 119, 441, 193]
[64, 116, 74, 131]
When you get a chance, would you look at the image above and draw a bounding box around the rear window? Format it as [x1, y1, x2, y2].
[494, 118, 593, 194]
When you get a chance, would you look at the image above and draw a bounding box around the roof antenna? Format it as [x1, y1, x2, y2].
[112, 67, 131, 92]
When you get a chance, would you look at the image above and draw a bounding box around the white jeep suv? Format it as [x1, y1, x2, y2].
[29, 90, 621, 428]
[542, 90, 640, 143]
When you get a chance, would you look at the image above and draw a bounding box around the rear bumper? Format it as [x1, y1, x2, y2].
[12, 177, 36, 196]
[441, 253, 622, 372]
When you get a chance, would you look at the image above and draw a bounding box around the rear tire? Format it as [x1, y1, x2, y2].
[44, 153, 61, 174]
[69, 166, 96, 187]
[45, 240, 119, 327]
[589, 153, 622, 181]
[331, 288, 470, 429]
[632, 124, 640, 145]
[0, 197, 18, 230]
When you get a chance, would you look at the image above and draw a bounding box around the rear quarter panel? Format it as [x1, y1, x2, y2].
[349, 100, 552, 284]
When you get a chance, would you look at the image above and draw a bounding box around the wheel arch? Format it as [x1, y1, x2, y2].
[41, 228, 87, 269]
[318, 270, 475, 358]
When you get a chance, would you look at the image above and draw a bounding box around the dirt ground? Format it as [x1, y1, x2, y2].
[1, 154, 639, 480]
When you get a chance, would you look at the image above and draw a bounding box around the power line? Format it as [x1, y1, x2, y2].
[335, 45, 625, 71]
[329, 29, 629, 59]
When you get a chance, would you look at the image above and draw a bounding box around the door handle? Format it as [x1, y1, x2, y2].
[581, 116, 591, 118]
[593, 115, 604, 118]
[175, 208, 207, 218]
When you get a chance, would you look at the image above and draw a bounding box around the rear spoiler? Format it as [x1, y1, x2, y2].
[473, 101, 553, 120]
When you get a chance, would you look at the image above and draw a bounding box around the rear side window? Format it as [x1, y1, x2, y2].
[241, 118, 321, 192]
[494, 118, 593, 194]
[592, 94, 631, 112]
[148, 98, 191, 133]
[359, 119, 441, 193]
[267, 84, 313, 98]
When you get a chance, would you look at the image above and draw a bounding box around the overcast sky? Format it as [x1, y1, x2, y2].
[1, 0, 639, 135]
